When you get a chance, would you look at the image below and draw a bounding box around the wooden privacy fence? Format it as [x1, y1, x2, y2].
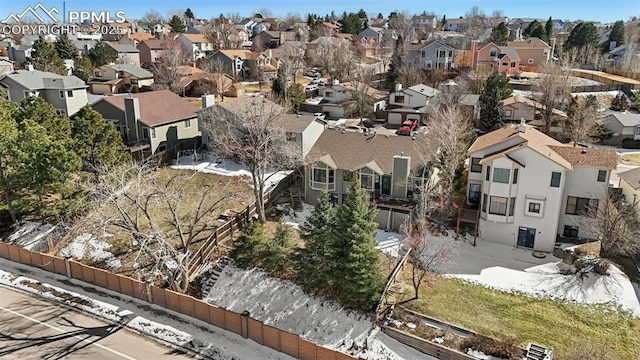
[383, 326, 476, 360]
[0, 241, 355, 360]
[188, 172, 297, 276]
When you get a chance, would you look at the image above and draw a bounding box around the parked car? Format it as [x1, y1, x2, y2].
[313, 112, 326, 120]
[342, 125, 367, 133]
[303, 70, 321, 78]
[304, 84, 319, 92]
[396, 119, 418, 136]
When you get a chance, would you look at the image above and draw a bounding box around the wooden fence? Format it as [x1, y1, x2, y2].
[509, 82, 627, 93]
[382, 326, 476, 360]
[187, 172, 297, 276]
[604, 67, 640, 82]
[0, 241, 355, 360]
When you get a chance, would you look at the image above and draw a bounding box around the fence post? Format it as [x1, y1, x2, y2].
[145, 279, 153, 303]
[64, 256, 72, 278]
[241, 310, 249, 339]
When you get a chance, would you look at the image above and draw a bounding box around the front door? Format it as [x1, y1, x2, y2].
[517, 227, 536, 248]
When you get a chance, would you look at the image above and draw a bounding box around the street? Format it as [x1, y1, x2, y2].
[0, 286, 192, 360]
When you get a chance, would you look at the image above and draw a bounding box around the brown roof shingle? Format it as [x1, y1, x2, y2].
[102, 90, 199, 127]
[548, 146, 618, 169]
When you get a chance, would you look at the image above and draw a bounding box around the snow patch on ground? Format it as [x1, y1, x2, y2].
[281, 203, 314, 230]
[128, 316, 192, 345]
[5, 221, 57, 251]
[60, 233, 122, 270]
[171, 153, 292, 191]
[449, 262, 640, 316]
[466, 348, 504, 360]
[204, 265, 401, 359]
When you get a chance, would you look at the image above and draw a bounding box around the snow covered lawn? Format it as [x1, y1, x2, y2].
[449, 262, 640, 316]
[4, 221, 57, 252]
[171, 153, 292, 191]
[60, 233, 122, 270]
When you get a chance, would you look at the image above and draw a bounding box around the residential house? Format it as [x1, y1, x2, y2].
[106, 43, 141, 66]
[315, 80, 387, 118]
[137, 39, 169, 67]
[386, 83, 439, 125]
[253, 30, 297, 50]
[412, 15, 438, 29]
[252, 21, 271, 36]
[152, 23, 172, 36]
[471, 41, 521, 75]
[0, 57, 14, 76]
[602, 111, 640, 146]
[463, 123, 617, 252]
[175, 66, 233, 97]
[304, 128, 431, 231]
[443, 18, 466, 32]
[0, 68, 88, 116]
[404, 40, 456, 69]
[425, 92, 481, 124]
[207, 50, 275, 81]
[502, 95, 567, 135]
[305, 36, 351, 64]
[177, 34, 214, 61]
[507, 38, 551, 70]
[618, 167, 640, 211]
[352, 36, 378, 58]
[236, 18, 257, 33]
[88, 63, 154, 95]
[127, 32, 156, 47]
[91, 90, 201, 158]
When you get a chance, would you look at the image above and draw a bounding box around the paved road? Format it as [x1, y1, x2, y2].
[0, 287, 192, 360]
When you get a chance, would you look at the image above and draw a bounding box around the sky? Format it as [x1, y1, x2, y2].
[1, 0, 638, 24]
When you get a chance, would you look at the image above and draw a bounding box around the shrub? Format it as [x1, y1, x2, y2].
[460, 334, 523, 360]
[622, 138, 640, 149]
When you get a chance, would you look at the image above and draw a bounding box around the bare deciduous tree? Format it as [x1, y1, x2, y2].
[141, 10, 164, 26]
[388, 11, 416, 44]
[151, 39, 190, 93]
[397, 64, 426, 87]
[581, 192, 640, 259]
[200, 97, 299, 223]
[202, 17, 243, 51]
[85, 162, 233, 292]
[533, 63, 571, 134]
[463, 6, 486, 40]
[563, 95, 601, 145]
[349, 66, 376, 120]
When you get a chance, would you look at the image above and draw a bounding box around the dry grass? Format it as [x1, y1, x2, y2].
[621, 153, 640, 166]
[573, 241, 601, 257]
[184, 96, 238, 107]
[396, 276, 640, 359]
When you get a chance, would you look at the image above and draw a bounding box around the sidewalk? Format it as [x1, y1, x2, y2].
[0, 257, 293, 360]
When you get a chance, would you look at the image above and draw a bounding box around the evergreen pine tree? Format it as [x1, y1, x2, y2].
[30, 38, 66, 74]
[490, 22, 509, 46]
[71, 106, 129, 172]
[288, 83, 306, 113]
[331, 178, 385, 309]
[604, 20, 625, 52]
[72, 56, 94, 81]
[230, 221, 267, 268]
[168, 15, 186, 33]
[262, 222, 297, 277]
[295, 192, 336, 294]
[387, 36, 404, 85]
[610, 93, 627, 111]
[54, 34, 78, 59]
[88, 41, 118, 67]
[16, 97, 72, 144]
[479, 72, 509, 132]
[544, 17, 554, 43]
[184, 8, 194, 19]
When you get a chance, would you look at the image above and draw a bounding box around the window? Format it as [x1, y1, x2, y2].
[360, 173, 374, 190]
[311, 165, 335, 190]
[381, 175, 391, 195]
[566, 196, 598, 215]
[325, 91, 333, 98]
[343, 171, 353, 182]
[67, 90, 73, 98]
[550, 172, 561, 187]
[485, 166, 491, 181]
[636, 127, 640, 135]
[513, 168, 519, 184]
[493, 168, 510, 183]
[185, 119, 191, 128]
[528, 202, 541, 213]
[448, 51, 453, 57]
[55, 109, 66, 116]
[509, 197, 516, 216]
[395, 95, 405, 103]
[510, 62, 516, 68]
[504, 109, 512, 118]
[597, 170, 607, 182]
[94, 71, 103, 77]
[563, 225, 579, 238]
[470, 157, 482, 172]
[528, 59, 534, 64]
[59, 90, 65, 99]
[482, 193, 488, 213]
[489, 196, 508, 215]
[469, 183, 481, 204]
[150, 128, 156, 138]
[421, 50, 426, 58]
[438, 50, 446, 57]
[501, 62, 508, 66]
[23, 90, 32, 98]
[130, 79, 139, 85]
[143, 128, 149, 139]
[489, 48, 497, 57]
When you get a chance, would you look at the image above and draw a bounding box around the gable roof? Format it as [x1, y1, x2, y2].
[309, 129, 423, 174]
[548, 146, 617, 169]
[217, 49, 260, 60]
[99, 90, 199, 127]
[406, 84, 440, 97]
[619, 167, 640, 190]
[503, 95, 567, 118]
[507, 37, 551, 49]
[497, 46, 520, 60]
[128, 32, 155, 42]
[179, 33, 210, 44]
[107, 42, 139, 53]
[139, 39, 169, 50]
[1, 69, 86, 90]
[102, 63, 153, 78]
[338, 81, 387, 101]
[605, 111, 640, 127]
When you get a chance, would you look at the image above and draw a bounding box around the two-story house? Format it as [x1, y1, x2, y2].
[411, 15, 438, 29]
[502, 95, 567, 135]
[88, 63, 154, 94]
[316, 80, 387, 118]
[507, 38, 551, 70]
[0, 68, 88, 116]
[463, 122, 617, 252]
[177, 34, 214, 61]
[470, 41, 521, 75]
[252, 30, 297, 50]
[106, 43, 141, 66]
[0, 58, 14, 76]
[386, 83, 440, 126]
[91, 90, 201, 159]
[235, 18, 257, 33]
[404, 40, 457, 70]
[207, 50, 274, 81]
[137, 39, 169, 68]
[304, 128, 430, 231]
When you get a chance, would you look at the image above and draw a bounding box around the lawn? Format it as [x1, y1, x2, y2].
[621, 153, 640, 166]
[396, 276, 640, 359]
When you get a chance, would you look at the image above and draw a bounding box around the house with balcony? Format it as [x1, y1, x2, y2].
[404, 40, 457, 70]
[0, 68, 88, 116]
[91, 90, 201, 159]
[470, 41, 521, 75]
[462, 122, 617, 252]
[177, 34, 214, 61]
[304, 128, 431, 231]
[87, 63, 154, 94]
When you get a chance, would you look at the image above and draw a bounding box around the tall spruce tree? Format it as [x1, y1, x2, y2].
[295, 192, 336, 294]
[262, 222, 297, 277]
[0, 92, 19, 223]
[490, 22, 509, 46]
[544, 17, 554, 43]
[72, 56, 94, 81]
[479, 72, 510, 132]
[387, 36, 404, 85]
[604, 20, 625, 52]
[30, 38, 66, 74]
[230, 221, 267, 268]
[168, 15, 186, 33]
[71, 106, 129, 173]
[54, 34, 78, 59]
[88, 41, 117, 67]
[331, 178, 385, 309]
